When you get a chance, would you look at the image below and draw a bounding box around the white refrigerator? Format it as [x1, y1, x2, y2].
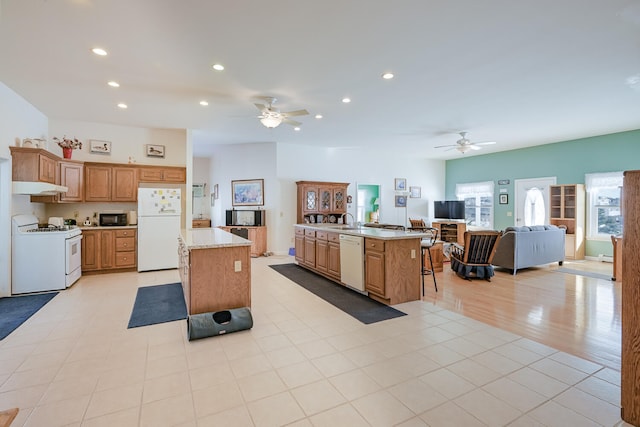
[137, 188, 181, 272]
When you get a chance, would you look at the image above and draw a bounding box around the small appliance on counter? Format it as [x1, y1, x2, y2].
[128, 210, 137, 225]
[99, 213, 128, 226]
[48, 217, 65, 228]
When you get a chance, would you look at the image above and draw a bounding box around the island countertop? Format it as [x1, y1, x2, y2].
[180, 227, 252, 249]
[295, 224, 431, 240]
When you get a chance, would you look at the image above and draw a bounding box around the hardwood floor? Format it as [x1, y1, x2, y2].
[422, 259, 621, 371]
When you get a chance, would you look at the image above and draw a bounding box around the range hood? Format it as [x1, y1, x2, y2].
[12, 181, 68, 196]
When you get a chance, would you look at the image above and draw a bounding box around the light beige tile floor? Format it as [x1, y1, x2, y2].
[0, 256, 631, 426]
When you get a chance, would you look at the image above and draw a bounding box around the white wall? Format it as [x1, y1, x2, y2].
[48, 119, 187, 166]
[203, 141, 446, 255]
[0, 82, 49, 296]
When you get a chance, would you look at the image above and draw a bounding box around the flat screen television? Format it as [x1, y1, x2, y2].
[434, 200, 465, 220]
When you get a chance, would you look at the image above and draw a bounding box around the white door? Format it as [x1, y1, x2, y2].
[514, 177, 557, 227]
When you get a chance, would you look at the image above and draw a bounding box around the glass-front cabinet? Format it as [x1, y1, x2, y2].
[296, 181, 350, 224]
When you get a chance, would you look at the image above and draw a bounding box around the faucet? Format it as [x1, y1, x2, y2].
[343, 212, 356, 227]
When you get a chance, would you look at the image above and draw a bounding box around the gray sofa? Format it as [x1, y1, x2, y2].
[492, 225, 565, 275]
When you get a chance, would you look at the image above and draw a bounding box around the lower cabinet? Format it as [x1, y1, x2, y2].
[327, 233, 341, 279]
[219, 226, 267, 257]
[294, 228, 305, 264]
[365, 239, 385, 296]
[315, 231, 329, 273]
[364, 237, 422, 305]
[303, 229, 316, 267]
[81, 228, 137, 273]
[178, 236, 251, 315]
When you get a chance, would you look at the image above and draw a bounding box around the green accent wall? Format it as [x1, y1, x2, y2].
[445, 129, 640, 257]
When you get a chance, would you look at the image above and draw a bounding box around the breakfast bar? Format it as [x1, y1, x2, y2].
[294, 224, 430, 305]
[178, 227, 252, 315]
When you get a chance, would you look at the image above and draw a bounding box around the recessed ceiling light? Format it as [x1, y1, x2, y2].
[117, 103, 128, 109]
[199, 100, 209, 106]
[315, 114, 323, 119]
[382, 72, 394, 80]
[107, 81, 120, 88]
[342, 97, 351, 103]
[294, 127, 301, 131]
[212, 64, 224, 71]
[92, 48, 107, 56]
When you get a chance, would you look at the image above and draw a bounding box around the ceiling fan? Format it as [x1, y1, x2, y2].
[254, 97, 309, 128]
[435, 132, 497, 153]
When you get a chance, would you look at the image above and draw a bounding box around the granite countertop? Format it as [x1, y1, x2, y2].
[295, 223, 431, 240]
[180, 227, 252, 250]
[79, 225, 138, 230]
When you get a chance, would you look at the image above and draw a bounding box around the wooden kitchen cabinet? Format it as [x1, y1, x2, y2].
[31, 159, 84, 203]
[327, 232, 341, 279]
[294, 227, 305, 264]
[81, 227, 137, 273]
[111, 167, 137, 201]
[10, 147, 57, 183]
[192, 219, 211, 228]
[364, 237, 421, 305]
[315, 231, 329, 273]
[138, 166, 186, 183]
[303, 229, 316, 267]
[81, 230, 101, 271]
[296, 181, 350, 224]
[219, 226, 267, 257]
[85, 163, 137, 202]
[365, 238, 385, 296]
[178, 233, 251, 315]
[84, 164, 112, 202]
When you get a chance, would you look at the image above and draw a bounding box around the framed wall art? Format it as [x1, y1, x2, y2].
[89, 139, 112, 154]
[232, 179, 264, 206]
[409, 186, 421, 198]
[394, 178, 407, 191]
[395, 195, 407, 207]
[145, 144, 165, 158]
[499, 194, 509, 204]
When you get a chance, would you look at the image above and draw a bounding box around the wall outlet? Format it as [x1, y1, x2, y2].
[234, 260, 242, 272]
[411, 249, 416, 259]
[507, 211, 513, 217]
[74, 211, 79, 218]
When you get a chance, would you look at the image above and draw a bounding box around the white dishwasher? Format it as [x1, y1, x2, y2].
[339, 234, 365, 291]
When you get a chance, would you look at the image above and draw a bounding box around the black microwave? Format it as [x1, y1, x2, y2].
[100, 213, 127, 226]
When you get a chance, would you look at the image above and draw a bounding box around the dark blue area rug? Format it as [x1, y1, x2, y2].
[0, 292, 58, 340]
[127, 283, 188, 329]
[270, 263, 406, 324]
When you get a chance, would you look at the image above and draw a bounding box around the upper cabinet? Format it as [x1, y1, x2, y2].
[138, 166, 186, 183]
[11, 147, 186, 203]
[84, 163, 138, 202]
[10, 147, 57, 183]
[296, 181, 350, 223]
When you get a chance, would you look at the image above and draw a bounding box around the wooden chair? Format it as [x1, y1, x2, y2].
[450, 230, 502, 281]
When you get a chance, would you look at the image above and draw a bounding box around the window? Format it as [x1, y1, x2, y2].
[585, 172, 623, 239]
[455, 181, 494, 228]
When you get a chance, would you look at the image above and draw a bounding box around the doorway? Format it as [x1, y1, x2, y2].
[514, 177, 556, 227]
[356, 184, 380, 224]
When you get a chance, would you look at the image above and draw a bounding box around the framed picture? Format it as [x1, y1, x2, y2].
[90, 140, 111, 154]
[409, 186, 421, 198]
[499, 194, 509, 204]
[232, 179, 264, 206]
[394, 178, 407, 191]
[395, 195, 407, 207]
[145, 144, 165, 158]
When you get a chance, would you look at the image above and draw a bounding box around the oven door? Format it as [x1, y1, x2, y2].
[66, 234, 82, 277]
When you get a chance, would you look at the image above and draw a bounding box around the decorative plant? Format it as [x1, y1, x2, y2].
[53, 136, 83, 150]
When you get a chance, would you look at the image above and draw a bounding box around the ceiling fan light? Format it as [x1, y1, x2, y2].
[260, 116, 282, 128]
[457, 145, 471, 154]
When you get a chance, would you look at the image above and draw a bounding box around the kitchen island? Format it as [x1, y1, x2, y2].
[178, 227, 252, 315]
[294, 224, 430, 305]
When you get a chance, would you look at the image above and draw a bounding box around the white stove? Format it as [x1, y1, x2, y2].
[11, 214, 83, 294]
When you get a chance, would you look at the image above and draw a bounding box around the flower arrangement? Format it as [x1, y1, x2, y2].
[53, 136, 83, 150]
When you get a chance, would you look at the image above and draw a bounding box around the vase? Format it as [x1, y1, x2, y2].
[62, 148, 72, 159]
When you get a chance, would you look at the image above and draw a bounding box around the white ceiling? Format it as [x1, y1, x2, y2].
[1, 0, 639, 159]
